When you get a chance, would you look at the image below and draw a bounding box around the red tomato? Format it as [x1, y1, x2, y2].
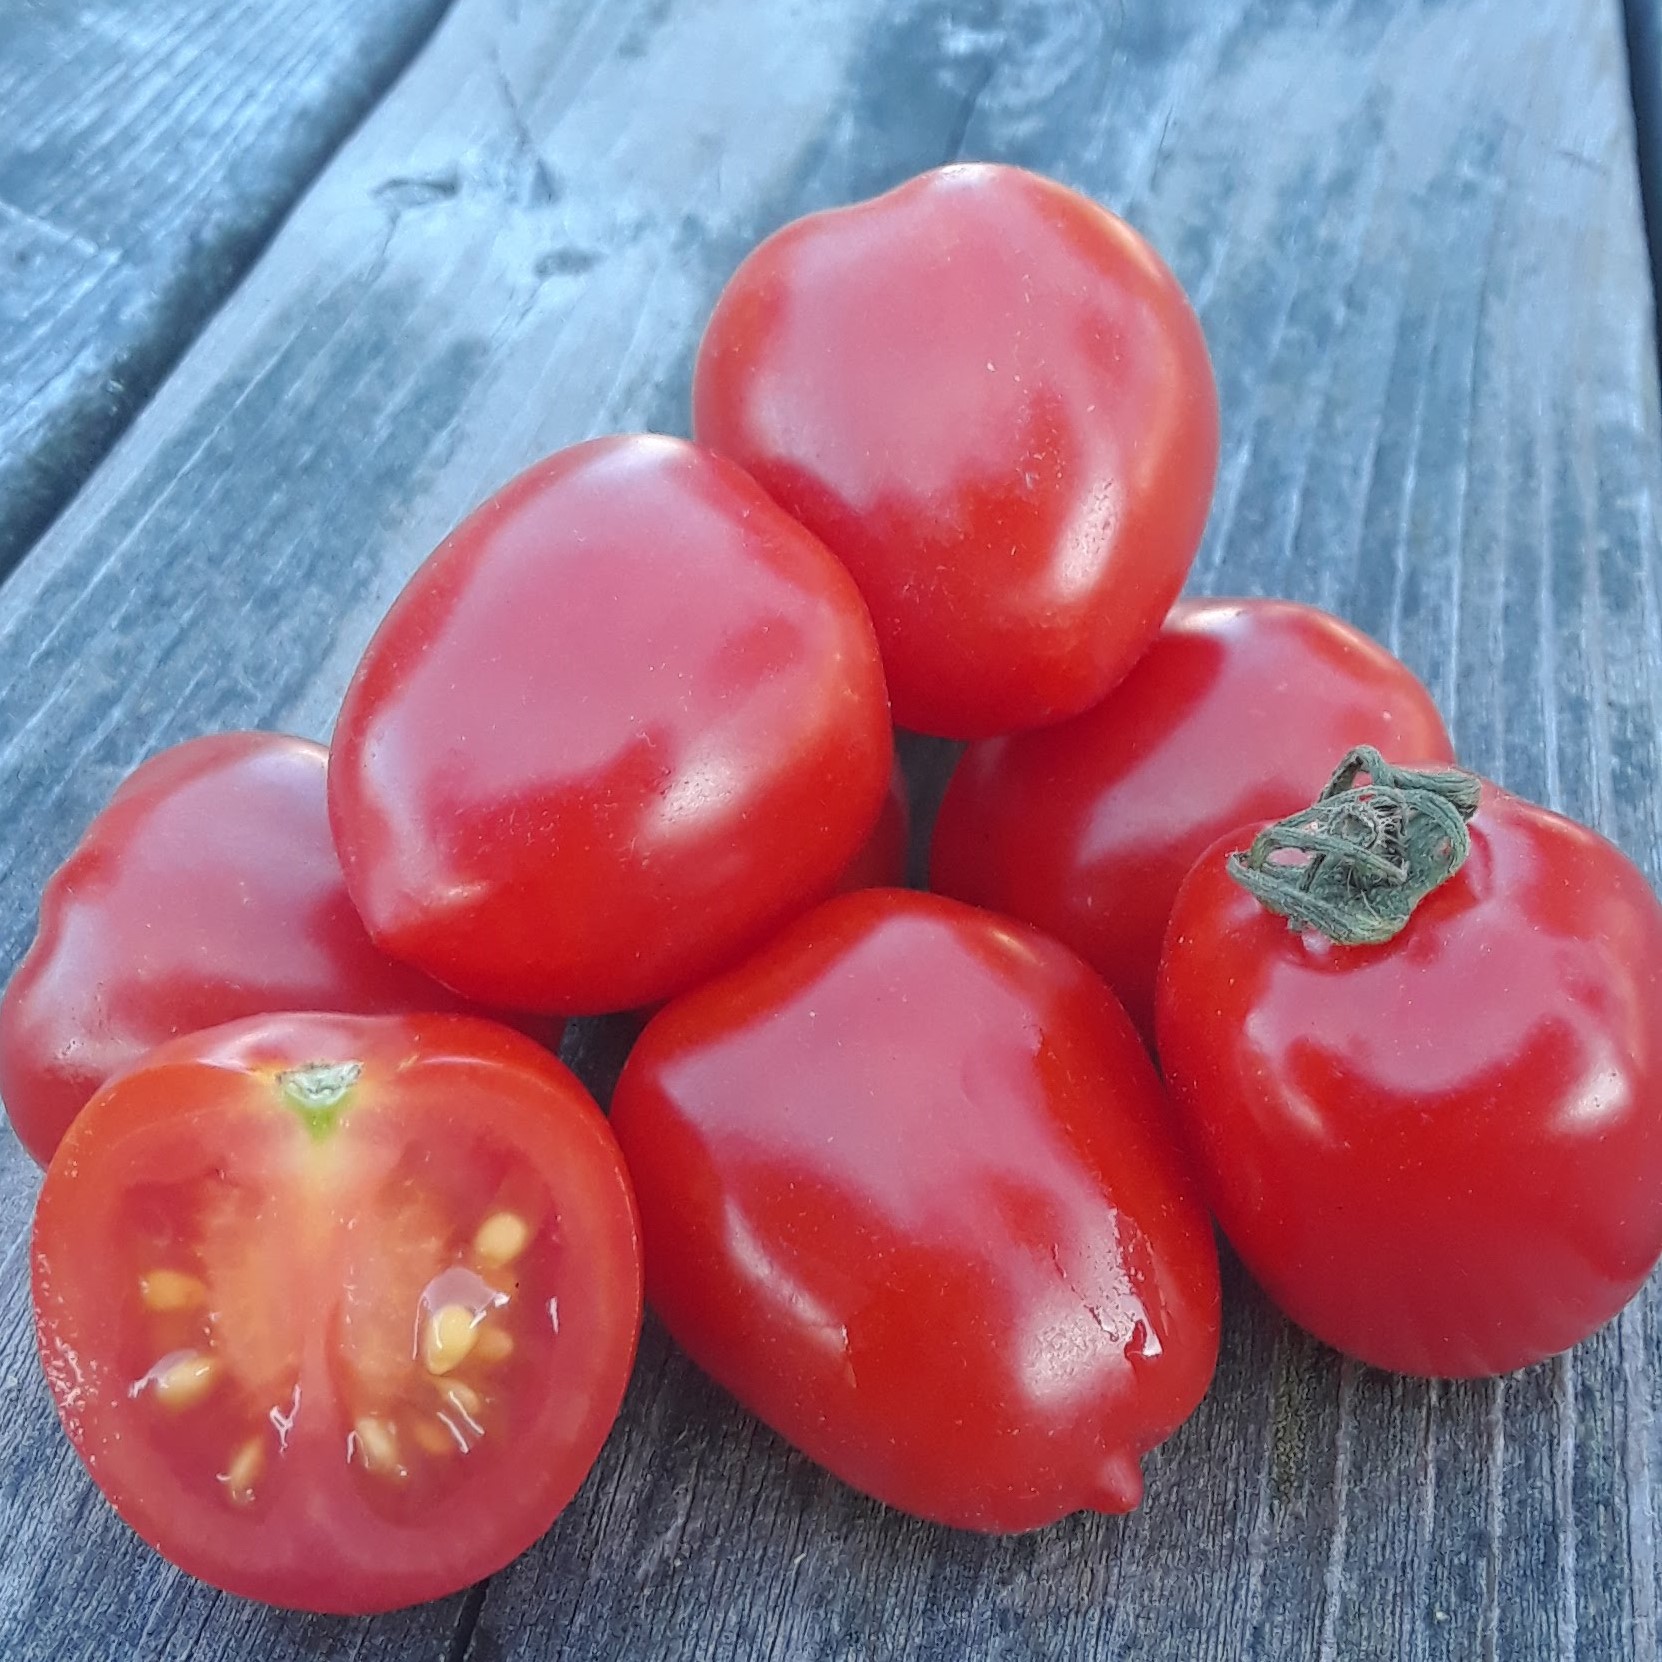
[1156, 760, 1662, 1377]
[693, 163, 1219, 739]
[833, 757, 910, 892]
[610, 889, 1220, 1531]
[329, 435, 893, 1014]
[0, 733, 543, 1167]
[930, 599, 1454, 1042]
[32, 1012, 642, 1613]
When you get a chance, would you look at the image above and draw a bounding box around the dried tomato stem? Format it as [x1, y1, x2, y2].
[277, 1059, 362, 1140]
[1226, 747, 1482, 945]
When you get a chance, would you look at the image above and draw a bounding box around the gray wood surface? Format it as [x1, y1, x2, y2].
[2, 0, 1661, 1657]
[0, 0, 451, 579]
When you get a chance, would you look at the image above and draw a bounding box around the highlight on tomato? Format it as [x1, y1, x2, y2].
[0, 732, 544, 1168]
[31, 1012, 642, 1613]
[930, 599, 1453, 1042]
[694, 163, 1219, 739]
[1156, 749, 1662, 1378]
[329, 434, 893, 1016]
[611, 888, 1220, 1532]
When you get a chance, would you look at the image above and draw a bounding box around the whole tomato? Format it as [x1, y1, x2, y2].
[32, 1012, 641, 1613]
[693, 163, 1219, 739]
[931, 599, 1453, 1042]
[329, 435, 893, 1015]
[0, 733, 534, 1166]
[611, 889, 1220, 1531]
[1156, 750, 1662, 1378]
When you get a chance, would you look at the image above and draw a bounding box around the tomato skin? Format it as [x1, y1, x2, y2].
[329, 434, 893, 1014]
[693, 163, 1219, 739]
[930, 599, 1454, 1043]
[611, 889, 1220, 1531]
[1156, 788, 1662, 1378]
[0, 733, 539, 1167]
[32, 1012, 642, 1613]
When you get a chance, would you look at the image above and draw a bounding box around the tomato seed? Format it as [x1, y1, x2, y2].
[138, 1269, 207, 1312]
[149, 1352, 219, 1409]
[353, 1416, 403, 1476]
[422, 1303, 478, 1375]
[474, 1327, 514, 1364]
[412, 1418, 459, 1456]
[472, 1211, 531, 1267]
[221, 1436, 264, 1504]
[432, 1377, 483, 1423]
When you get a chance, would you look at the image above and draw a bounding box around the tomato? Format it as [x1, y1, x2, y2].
[930, 599, 1454, 1043]
[329, 435, 893, 1014]
[1156, 751, 1662, 1377]
[0, 733, 544, 1167]
[610, 889, 1220, 1531]
[692, 163, 1219, 739]
[31, 1012, 642, 1613]
[833, 757, 910, 892]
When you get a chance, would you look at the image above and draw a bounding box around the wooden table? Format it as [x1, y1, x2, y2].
[4, 1, 1661, 1655]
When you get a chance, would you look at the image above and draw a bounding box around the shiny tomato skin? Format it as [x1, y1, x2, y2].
[32, 1012, 642, 1613]
[693, 163, 1220, 739]
[611, 889, 1220, 1531]
[0, 733, 537, 1167]
[329, 435, 893, 1014]
[930, 599, 1454, 1043]
[1156, 788, 1662, 1378]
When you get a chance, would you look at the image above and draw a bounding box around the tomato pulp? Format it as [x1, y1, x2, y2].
[931, 600, 1453, 1041]
[694, 164, 1219, 739]
[32, 1013, 642, 1612]
[611, 890, 1220, 1531]
[329, 435, 893, 1014]
[1157, 764, 1662, 1377]
[0, 733, 540, 1167]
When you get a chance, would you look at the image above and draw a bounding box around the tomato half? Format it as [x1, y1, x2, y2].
[693, 163, 1219, 739]
[328, 435, 893, 1014]
[930, 599, 1454, 1042]
[610, 889, 1220, 1531]
[0, 733, 543, 1167]
[31, 1013, 642, 1612]
[1156, 758, 1662, 1377]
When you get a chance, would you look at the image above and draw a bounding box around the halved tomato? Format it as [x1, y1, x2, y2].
[31, 1012, 641, 1614]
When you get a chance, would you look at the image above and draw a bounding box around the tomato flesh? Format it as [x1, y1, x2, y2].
[32, 1013, 641, 1613]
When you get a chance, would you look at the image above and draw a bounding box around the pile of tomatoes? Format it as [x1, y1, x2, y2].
[8, 164, 1662, 1616]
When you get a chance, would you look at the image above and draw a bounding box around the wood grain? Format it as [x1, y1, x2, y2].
[0, 0, 453, 578]
[1, 0, 1660, 1656]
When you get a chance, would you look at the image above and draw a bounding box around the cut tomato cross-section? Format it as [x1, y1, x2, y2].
[31, 1012, 642, 1614]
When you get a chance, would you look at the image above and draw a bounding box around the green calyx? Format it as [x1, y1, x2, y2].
[277, 1060, 363, 1141]
[1226, 747, 1482, 946]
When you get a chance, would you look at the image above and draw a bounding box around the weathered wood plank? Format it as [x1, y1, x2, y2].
[0, 0, 1659, 1657]
[0, 0, 453, 578]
